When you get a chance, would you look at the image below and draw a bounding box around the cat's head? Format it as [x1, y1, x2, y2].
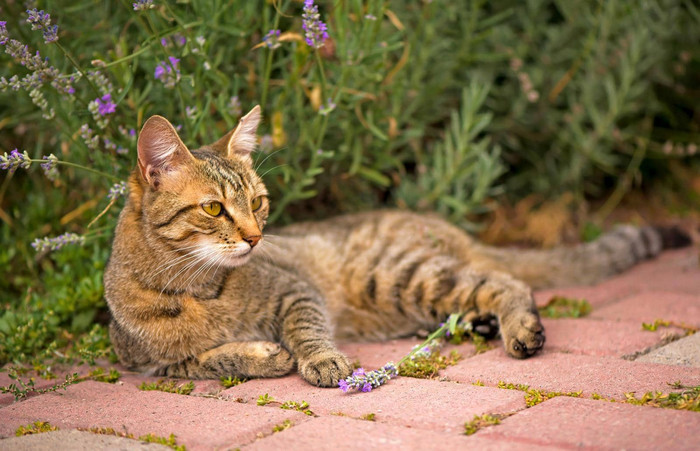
[134, 106, 267, 268]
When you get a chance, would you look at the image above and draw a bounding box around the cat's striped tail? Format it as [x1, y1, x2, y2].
[468, 225, 692, 289]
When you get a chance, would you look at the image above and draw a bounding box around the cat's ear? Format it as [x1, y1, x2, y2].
[137, 115, 194, 188]
[211, 105, 261, 163]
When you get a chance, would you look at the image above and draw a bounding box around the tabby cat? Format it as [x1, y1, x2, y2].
[104, 106, 688, 387]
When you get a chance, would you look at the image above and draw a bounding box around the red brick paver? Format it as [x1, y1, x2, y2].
[1, 248, 698, 449]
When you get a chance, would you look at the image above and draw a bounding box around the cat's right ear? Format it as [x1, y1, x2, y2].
[137, 115, 194, 189]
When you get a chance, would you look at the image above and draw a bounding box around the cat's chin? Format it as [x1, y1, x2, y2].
[221, 250, 253, 268]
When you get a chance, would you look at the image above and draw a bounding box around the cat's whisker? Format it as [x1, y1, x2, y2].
[258, 163, 288, 180]
[148, 248, 208, 281]
[254, 147, 286, 173]
[157, 248, 212, 297]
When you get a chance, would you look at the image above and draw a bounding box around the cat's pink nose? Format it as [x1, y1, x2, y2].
[244, 235, 261, 247]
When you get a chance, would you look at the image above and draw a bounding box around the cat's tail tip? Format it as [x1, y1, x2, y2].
[653, 225, 693, 250]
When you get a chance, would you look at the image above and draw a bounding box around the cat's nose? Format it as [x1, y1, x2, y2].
[243, 235, 262, 247]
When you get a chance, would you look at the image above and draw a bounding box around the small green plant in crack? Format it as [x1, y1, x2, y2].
[399, 349, 462, 379]
[272, 419, 293, 433]
[360, 413, 376, 421]
[85, 367, 121, 383]
[464, 414, 502, 435]
[0, 368, 79, 401]
[642, 319, 697, 336]
[624, 383, 700, 411]
[538, 296, 591, 318]
[139, 433, 186, 451]
[138, 379, 194, 395]
[497, 381, 582, 407]
[220, 375, 246, 388]
[15, 421, 58, 436]
[257, 394, 316, 416]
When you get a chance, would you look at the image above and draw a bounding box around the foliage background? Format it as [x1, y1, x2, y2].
[0, 0, 698, 365]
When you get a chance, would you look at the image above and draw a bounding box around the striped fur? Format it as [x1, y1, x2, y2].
[104, 109, 680, 387]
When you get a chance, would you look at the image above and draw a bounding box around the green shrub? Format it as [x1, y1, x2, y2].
[0, 0, 697, 364]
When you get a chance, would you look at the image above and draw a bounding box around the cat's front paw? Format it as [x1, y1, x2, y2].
[501, 309, 545, 359]
[298, 349, 352, 387]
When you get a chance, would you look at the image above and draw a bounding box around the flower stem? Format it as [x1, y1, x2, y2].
[30, 159, 120, 181]
[396, 313, 461, 367]
[54, 42, 102, 98]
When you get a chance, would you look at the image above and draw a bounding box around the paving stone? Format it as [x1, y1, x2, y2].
[476, 396, 700, 450]
[223, 374, 525, 434]
[592, 291, 700, 326]
[0, 381, 309, 450]
[636, 333, 700, 367]
[243, 414, 559, 451]
[442, 349, 700, 399]
[0, 429, 170, 451]
[540, 317, 682, 357]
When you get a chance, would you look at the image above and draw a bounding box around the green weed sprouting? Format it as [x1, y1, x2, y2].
[538, 296, 592, 319]
[256, 393, 316, 416]
[271, 419, 293, 433]
[220, 375, 247, 388]
[497, 381, 582, 407]
[642, 319, 697, 336]
[138, 379, 195, 395]
[15, 421, 59, 436]
[464, 414, 502, 435]
[0, 368, 79, 401]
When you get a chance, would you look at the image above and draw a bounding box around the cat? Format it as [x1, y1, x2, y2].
[104, 105, 690, 387]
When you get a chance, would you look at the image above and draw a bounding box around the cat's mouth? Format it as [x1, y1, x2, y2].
[221, 245, 254, 267]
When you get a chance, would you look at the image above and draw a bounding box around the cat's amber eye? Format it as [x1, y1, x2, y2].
[251, 196, 263, 212]
[202, 201, 223, 217]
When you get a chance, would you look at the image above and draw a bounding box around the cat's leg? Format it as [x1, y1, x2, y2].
[154, 341, 294, 379]
[276, 289, 353, 387]
[383, 254, 544, 358]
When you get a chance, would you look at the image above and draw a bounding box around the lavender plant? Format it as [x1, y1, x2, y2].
[0, 0, 698, 368]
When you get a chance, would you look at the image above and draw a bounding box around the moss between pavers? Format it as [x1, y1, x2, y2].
[497, 381, 583, 407]
[1, 366, 121, 401]
[81, 427, 186, 451]
[464, 413, 503, 435]
[257, 393, 316, 416]
[138, 379, 195, 395]
[642, 319, 698, 336]
[15, 421, 58, 436]
[484, 379, 700, 412]
[398, 349, 462, 379]
[538, 296, 592, 318]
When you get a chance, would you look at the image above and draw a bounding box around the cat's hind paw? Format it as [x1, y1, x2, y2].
[501, 309, 545, 359]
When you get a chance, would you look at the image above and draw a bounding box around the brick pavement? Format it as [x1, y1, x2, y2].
[1, 248, 699, 450]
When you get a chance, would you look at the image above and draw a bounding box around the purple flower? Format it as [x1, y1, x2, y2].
[154, 57, 181, 88]
[26, 9, 58, 43]
[41, 154, 58, 180]
[338, 363, 398, 394]
[95, 93, 116, 116]
[319, 98, 336, 116]
[302, 0, 329, 49]
[133, 0, 155, 11]
[0, 149, 31, 173]
[262, 29, 281, 49]
[108, 181, 128, 201]
[0, 21, 9, 45]
[31, 233, 85, 252]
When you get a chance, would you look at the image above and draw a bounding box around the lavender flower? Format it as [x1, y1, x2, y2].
[0, 149, 32, 173]
[302, 0, 329, 49]
[154, 56, 181, 88]
[228, 95, 242, 117]
[79, 124, 100, 150]
[108, 181, 128, 201]
[263, 29, 281, 49]
[260, 134, 273, 153]
[338, 364, 398, 393]
[41, 154, 58, 180]
[31, 233, 85, 252]
[319, 98, 336, 116]
[95, 93, 116, 116]
[26, 9, 58, 43]
[133, 0, 155, 11]
[185, 105, 197, 119]
[0, 21, 8, 45]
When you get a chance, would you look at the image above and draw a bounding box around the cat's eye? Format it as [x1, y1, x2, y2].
[202, 201, 223, 217]
[251, 196, 263, 212]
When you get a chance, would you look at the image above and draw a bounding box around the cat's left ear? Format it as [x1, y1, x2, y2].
[212, 105, 261, 164]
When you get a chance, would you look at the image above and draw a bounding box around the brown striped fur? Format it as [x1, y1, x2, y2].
[104, 106, 680, 387]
